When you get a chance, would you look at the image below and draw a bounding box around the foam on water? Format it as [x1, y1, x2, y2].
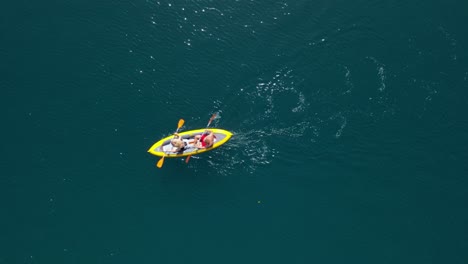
[189, 130, 279, 176]
[243, 68, 309, 121]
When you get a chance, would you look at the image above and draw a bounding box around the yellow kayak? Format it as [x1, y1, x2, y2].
[147, 128, 233, 158]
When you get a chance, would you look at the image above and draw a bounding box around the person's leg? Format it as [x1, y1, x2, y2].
[187, 135, 200, 148]
[204, 134, 215, 147]
[190, 135, 200, 143]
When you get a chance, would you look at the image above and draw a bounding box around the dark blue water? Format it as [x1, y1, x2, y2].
[2, 0, 468, 263]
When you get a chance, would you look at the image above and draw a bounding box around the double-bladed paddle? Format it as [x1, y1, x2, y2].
[156, 119, 184, 168]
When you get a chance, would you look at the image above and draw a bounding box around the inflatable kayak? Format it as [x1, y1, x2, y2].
[147, 128, 233, 158]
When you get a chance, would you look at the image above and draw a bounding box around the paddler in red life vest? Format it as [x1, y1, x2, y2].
[194, 129, 216, 149]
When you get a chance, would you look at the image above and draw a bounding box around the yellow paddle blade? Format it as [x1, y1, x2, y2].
[156, 156, 165, 168]
[177, 119, 184, 130]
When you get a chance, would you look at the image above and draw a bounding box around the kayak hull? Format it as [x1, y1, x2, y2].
[147, 128, 233, 158]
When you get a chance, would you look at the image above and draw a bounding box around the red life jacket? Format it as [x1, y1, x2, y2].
[200, 133, 216, 147]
